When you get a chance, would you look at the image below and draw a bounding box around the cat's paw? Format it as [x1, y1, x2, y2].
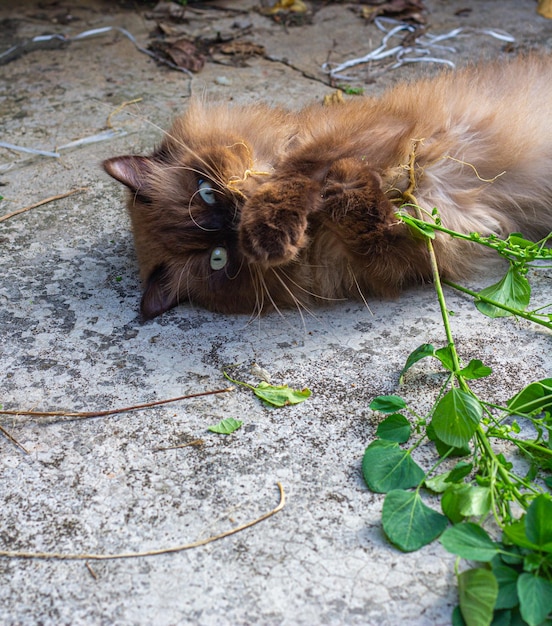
[322, 158, 385, 219]
[239, 178, 314, 265]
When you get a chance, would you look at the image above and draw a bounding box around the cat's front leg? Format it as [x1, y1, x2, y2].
[239, 175, 322, 265]
[320, 157, 400, 251]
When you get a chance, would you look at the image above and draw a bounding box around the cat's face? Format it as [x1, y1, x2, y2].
[103, 103, 306, 318]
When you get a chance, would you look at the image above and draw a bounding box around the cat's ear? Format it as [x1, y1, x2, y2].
[140, 264, 180, 320]
[103, 156, 155, 195]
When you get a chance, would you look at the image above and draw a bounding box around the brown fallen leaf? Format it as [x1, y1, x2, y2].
[259, 0, 312, 26]
[218, 41, 265, 57]
[262, 0, 308, 13]
[149, 37, 205, 73]
[359, 0, 427, 24]
[145, 1, 188, 23]
[537, 0, 552, 18]
[323, 90, 345, 107]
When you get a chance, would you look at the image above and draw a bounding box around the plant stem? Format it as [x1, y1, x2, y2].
[401, 189, 462, 376]
[443, 279, 552, 329]
[397, 212, 552, 262]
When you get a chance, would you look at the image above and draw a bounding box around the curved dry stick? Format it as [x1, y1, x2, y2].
[0, 483, 286, 561]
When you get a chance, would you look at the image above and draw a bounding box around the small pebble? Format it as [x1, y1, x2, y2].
[215, 76, 232, 86]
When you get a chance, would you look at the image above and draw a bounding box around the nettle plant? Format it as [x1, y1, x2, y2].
[362, 209, 552, 626]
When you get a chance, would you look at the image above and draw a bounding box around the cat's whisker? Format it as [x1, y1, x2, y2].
[347, 264, 374, 315]
[276, 265, 348, 303]
[173, 258, 195, 307]
[225, 255, 246, 282]
[261, 275, 307, 333]
[248, 266, 267, 324]
[187, 188, 226, 232]
[268, 267, 320, 330]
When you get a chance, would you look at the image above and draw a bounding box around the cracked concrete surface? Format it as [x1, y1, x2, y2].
[0, 1, 551, 624]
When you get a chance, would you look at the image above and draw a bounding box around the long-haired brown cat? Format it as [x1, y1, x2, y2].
[103, 53, 552, 319]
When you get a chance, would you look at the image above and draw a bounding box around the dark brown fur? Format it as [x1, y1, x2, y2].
[104, 54, 552, 319]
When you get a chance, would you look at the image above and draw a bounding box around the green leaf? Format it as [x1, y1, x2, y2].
[362, 440, 425, 493]
[506, 233, 538, 250]
[503, 519, 543, 552]
[492, 563, 520, 610]
[494, 608, 523, 626]
[337, 84, 364, 95]
[475, 265, 531, 318]
[523, 552, 544, 573]
[399, 213, 437, 239]
[426, 472, 454, 494]
[447, 461, 474, 483]
[442, 485, 491, 522]
[525, 494, 552, 548]
[431, 389, 483, 448]
[253, 381, 311, 407]
[369, 395, 407, 413]
[517, 573, 552, 626]
[460, 360, 493, 380]
[507, 379, 552, 417]
[459, 486, 492, 518]
[458, 568, 498, 626]
[442, 484, 474, 524]
[427, 422, 472, 458]
[500, 547, 524, 567]
[440, 523, 500, 562]
[376, 413, 411, 443]
[399, 343, 436, 382]
[452, 605, 467, 626]
[435, 346, 455, 372]
[382, 489, 448, 552]
[207, 417, 243, 434]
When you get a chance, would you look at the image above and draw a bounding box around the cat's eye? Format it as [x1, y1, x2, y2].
[210, 247, 228, 271]
[198, 179, 217, 205]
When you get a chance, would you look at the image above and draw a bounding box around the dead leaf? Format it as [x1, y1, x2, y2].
[149, 37, 205, 73]
[262, 0, 308, 13]
[259, 0, 312, 26]
[251, 362, 272, 383]
[537, 0, 552, 18]
[218, 41, 265, 57]
[146, 1, 187, 23]
[359, 0, 427, 24]
[323, 90, 345, 106]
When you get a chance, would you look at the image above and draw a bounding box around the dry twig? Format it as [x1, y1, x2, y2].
[153, 439, 204, 452]
[0, 387, 234, 420]
[0, 424, 29, 454]
[0, 483, 286, 561]
[0, 188, 88, 224]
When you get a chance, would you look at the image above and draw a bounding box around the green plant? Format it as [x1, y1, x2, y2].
[362, 206, 552, 626]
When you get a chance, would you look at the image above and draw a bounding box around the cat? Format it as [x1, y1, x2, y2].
[103, 53, 552, 319]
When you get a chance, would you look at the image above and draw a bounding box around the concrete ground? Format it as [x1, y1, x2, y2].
[0, 1, 550, 624]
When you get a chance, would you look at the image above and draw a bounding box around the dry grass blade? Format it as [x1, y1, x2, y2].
[0, 188, 88, 223]
[106, 98, 143, 129]
[0, 483, 286, 561]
